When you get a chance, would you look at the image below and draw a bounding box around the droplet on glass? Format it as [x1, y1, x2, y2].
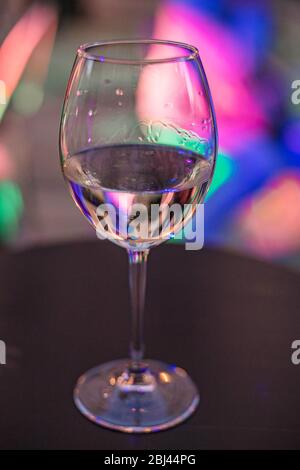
[117, 101, 122, 106]
[201, 117, 210, 130]
[76, 89, 88, 96]
[115, 88, 124, 96]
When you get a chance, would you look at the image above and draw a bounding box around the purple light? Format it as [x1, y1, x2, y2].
[282, 121, 300, 155]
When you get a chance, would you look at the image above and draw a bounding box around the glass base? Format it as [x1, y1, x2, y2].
[74, 359, 199, 433]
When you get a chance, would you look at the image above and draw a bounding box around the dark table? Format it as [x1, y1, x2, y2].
[0, 240, 300, 449]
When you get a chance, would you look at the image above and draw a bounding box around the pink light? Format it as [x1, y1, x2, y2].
[136, 60, 208, 132]
[0, 4, 57, 112]
[150, 1, 268, 151]
[106, 192, 134, 213]
[237, 173, 300, 258]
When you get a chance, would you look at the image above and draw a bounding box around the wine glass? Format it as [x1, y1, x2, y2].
[59, 40, 217, 433]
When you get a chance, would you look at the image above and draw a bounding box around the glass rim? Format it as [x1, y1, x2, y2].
[77, 39, 199, 65]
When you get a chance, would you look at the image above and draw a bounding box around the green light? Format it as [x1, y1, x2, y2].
[0, 181, 23, 239]
[169, 151, 234, 243]
[12, 81, 44, 116]
[206, 152, 234, 198]
[151, 122, 209, 154]
[0, 103, 8, 122]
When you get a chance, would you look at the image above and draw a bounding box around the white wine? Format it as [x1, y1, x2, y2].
[63, 144, 213, 250]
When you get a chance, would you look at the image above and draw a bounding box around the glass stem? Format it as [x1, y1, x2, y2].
[128, 250, 149, 369]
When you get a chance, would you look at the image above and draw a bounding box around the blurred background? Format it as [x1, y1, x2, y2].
[0, 0, 300, 267]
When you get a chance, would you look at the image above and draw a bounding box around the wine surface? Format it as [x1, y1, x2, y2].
[63, 144, 213, 249]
